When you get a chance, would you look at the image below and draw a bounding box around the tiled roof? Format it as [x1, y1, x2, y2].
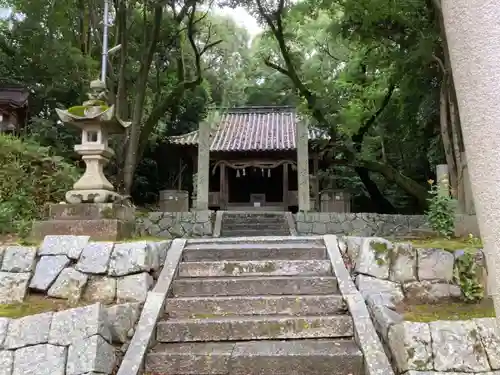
[0, 87, 29, 108]
[169, 106, 328, 152]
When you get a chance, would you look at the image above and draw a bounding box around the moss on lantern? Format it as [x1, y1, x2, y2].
[67, 103, 109, 117]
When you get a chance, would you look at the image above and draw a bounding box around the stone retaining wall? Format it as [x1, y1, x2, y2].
[295, 213, 429, 236]
[134, 211, 478, 238]
[296, 212, 480, 237]
[135, 211, 213, 238]
[338, 236, 499, 375]
[0, 235, 172, 305]
[0, 302, 141, 375]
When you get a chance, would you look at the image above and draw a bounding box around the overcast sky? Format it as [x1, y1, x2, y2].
[217, 6, 261, 36]
[0, 6, 261, 34]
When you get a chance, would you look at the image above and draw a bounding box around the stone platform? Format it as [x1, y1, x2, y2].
[31, 203, 135, 241]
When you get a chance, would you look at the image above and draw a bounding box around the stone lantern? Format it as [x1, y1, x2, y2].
[56, 79, 129, 204]
[31, 80, 135, 241]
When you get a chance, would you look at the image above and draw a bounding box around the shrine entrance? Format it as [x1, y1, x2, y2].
[228, 164, 284, 204]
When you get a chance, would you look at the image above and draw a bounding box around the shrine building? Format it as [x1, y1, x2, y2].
[168, 106, 351, 213]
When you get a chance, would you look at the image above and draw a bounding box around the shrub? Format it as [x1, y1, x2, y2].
[454, 251, 484, 303]
[424, 179, 456, 238]
[0, 134, 78, 237]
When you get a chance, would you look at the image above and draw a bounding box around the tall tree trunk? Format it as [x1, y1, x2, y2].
[123, 6, 163, 194]
[355, 167, 396, 213]
[438, 76, 458, 190]
[432, 0, 467, 210]
[357, 159, 429, 209]
[448, 84, 466, 209]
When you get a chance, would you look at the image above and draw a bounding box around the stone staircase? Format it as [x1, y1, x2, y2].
[220, 212, 291, 237]
[145, 237, 364, 375]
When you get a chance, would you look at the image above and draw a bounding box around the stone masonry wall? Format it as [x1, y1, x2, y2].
[0, 235, 172, 305]
[296, 212, 480, 237]
[0, 302, 142, 375]
[295, 212, 429, 236]
[338, 236, 499, 375]
[136, 210, 213, 238]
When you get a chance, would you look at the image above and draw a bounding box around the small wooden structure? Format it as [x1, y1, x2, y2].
[0, 86, 29, 135]
[169, 106, 351, 212]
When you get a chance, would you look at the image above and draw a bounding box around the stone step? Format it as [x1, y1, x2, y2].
[165, 295, 346, 318]
[146, 342, 234, 375]
[220, 227, 288, 230]
[222, 224, 288, 230]
[223, 217, 285, 222]
[172, 276, 339, 297]
[178, 260, 332, 278]
[230, 339, 363, 375]
[187, 237, 324, 245]
[221, 228, 289, 234]
[156, 314, 353, 342]
[220, 233, 291, 238]
[182, 242, 327, 261]
[221, 230, 290, 235]
[223, 213, 285, 218]
[223, 216, 286, 221]
[146, 339, 363, 375]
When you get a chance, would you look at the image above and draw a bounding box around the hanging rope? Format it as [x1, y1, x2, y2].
[212, 159, 296, 175]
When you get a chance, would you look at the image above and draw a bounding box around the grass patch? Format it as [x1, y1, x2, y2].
[399, 237, 482, 252]
[0, 235, 41, 247]
[401, 299, 495, 322]
[112, 235, 171, 243]
[0, 295, 92, 319]
[2, 235, 170, 246]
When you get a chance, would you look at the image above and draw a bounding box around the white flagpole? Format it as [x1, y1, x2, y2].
[101, 0, 109, 82]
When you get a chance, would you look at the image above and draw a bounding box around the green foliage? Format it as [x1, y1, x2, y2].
[425, 181, 456, 237]
[454, 251, 484, 303]
[403, 301, 494, 322]
[26, 117, 80, 160]
[370, 241, 389, 265]
[0, 0, 452, 212]
[67, 104, 109, 117]
[0, 135, 78, 237]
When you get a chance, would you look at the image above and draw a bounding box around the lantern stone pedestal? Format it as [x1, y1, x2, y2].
[32, 202, 135, 241]
[31, 80, 135, 241]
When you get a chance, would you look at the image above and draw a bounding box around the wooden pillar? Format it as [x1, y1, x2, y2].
[224, 168, 229, 208]
[220, 163, 226, 209]
[297, 118, 310, 211]
[283, 163, 289, 210]
[313, 155, 320, 211]
[192, 152, 197, 170]
[196, 120, 210, 210]
[178, 158, 183, 191]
